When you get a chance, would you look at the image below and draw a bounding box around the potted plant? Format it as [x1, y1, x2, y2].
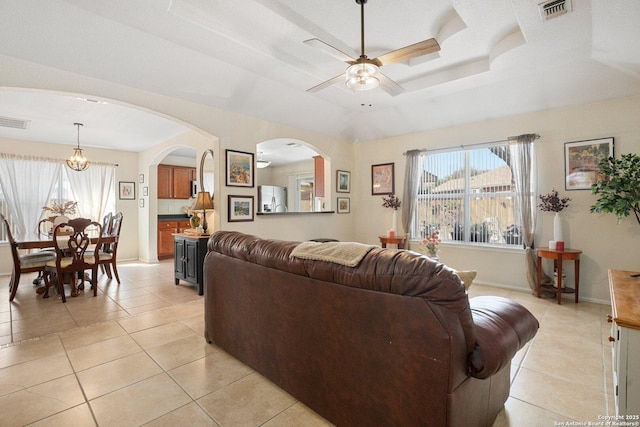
[538, 189, 571, 242]
[590, 153, 640, 225]
[381, 193, 401, 236]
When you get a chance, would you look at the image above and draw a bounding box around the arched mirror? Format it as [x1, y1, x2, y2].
[256, 139, 331, 214]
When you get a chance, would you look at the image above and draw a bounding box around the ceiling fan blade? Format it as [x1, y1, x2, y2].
[304, 38, 356, 63]
[307, 74, 345, 93]
[378, 73, 405, 97]
[374, 38, 441, 65]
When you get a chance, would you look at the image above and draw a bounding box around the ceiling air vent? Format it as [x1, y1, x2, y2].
[538, 0, 572, 21]
[0, 115, 31, 130]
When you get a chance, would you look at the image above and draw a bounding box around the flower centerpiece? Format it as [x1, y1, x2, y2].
[420, 231, 441, 258]
[42, 201, 78, 218]
[382, 194, 401, 236]
[538, 189, 571, 243]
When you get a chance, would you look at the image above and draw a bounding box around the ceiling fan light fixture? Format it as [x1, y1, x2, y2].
[66, 123, 90, 172]
[345, 63, 380, 91]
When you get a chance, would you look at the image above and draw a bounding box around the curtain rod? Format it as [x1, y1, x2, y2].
[403, 133, 540, 156]
[0, 152, 119, 167]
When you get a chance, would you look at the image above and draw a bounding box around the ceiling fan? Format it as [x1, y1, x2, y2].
[305, 0, 440, 96]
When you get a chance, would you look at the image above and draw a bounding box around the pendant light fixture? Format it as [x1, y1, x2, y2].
[256, 152, 271, 169]
[66, 122, 90, 172]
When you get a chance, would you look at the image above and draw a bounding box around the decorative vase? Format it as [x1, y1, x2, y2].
[553, 212, 563, 242]
[390, 209, 397, 234]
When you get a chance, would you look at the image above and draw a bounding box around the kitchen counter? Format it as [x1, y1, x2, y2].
[158, 214, 190, 221]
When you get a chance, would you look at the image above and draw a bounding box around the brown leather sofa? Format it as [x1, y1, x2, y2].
[204, 231, 538, 427]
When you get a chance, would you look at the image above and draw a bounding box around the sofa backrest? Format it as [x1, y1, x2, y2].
[207, 231, 478, 357]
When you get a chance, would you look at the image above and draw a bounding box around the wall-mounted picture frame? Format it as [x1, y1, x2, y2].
[337, 197, 350, 213]
[226, 149, 254, 188]
[228, 195, 254, 222]
[139, 174, 145, 184]
[139, 198, 144, 208]
[371, 163, 394, 195]
[142, 186, 149, 197]
[565, 137, 614, 190]
[336, 170, 351, 193]
[118, 181, 135, 200]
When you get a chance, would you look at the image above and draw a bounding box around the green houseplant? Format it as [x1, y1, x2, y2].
[590, 153, 640, 225]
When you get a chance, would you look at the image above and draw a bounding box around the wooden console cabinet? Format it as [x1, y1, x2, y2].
[608, 269, 640, 416]
[158, 164, 195, 199]
[174, 233, 208, 295]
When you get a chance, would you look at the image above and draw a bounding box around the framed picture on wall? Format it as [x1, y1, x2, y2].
[564, 137, 614, 190]
[337, 197, 350, 213]
[228, 195, 254, 222]
[371, 163, 394, 195]
[118, 181, 135, 200]
[226, 149, 254, 187]
[336, 170, 351, 193]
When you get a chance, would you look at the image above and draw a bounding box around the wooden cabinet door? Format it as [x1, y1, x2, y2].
[158, 221, 177, 258]
[157, 165, 173, 199]
[173, 167, 194, 199]
[174, 237, 186, 279]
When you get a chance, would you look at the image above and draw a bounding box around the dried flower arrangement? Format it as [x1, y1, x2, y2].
[42, 201, 78, 216]
[538, 189, 571, 213]
[381, 193, 401, 210]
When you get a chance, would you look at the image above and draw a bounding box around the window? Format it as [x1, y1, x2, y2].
[0, 157, 115, 241]
[411, 143, 526, 247]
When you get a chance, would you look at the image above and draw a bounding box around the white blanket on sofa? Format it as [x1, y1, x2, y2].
[290, 241, 375, 267]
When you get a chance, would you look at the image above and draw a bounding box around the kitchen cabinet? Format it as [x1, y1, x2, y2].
[174, 233, 208, 295]
[157, 164, 195, 199]
[158, 219, 190, 259]
[608, 269, 640, 416]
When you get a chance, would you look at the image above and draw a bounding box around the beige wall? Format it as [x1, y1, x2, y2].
[353, 94, 640, 303]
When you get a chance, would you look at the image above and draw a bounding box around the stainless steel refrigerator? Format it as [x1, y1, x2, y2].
[258, 185, 287, 213]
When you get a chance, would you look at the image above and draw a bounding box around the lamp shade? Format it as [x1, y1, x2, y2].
[345, 63, 380, 91]
[192, 191, 214, 211]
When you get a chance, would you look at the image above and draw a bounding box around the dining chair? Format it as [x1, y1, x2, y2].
[1, 214, 56, 302]
[43, 217, 103, 302]
[99, 212, 122, 283]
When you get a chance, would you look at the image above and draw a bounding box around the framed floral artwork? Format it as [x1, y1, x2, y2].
[226, 149, 254, 187]
[119, 181, 135, 200]
[564, 137, 614, 190]
[371, 163, 394, 195]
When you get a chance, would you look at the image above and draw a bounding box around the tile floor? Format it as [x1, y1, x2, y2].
[0, 260, 615, 426]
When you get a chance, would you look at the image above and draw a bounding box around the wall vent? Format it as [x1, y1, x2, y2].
[0, 116, 31, 130]
[538, 0, 572, 20]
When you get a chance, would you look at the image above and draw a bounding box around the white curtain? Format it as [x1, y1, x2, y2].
[509, 134, 551, 293]
[66, 164, 116, 221]
[402, 150, 423, 238]
[0, 155, 61, 235]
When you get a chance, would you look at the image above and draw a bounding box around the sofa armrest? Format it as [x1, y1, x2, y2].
[468, 296, 539, 379]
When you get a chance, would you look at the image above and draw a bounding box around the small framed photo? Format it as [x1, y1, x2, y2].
[336, 170, 351, 193]
[565, 137, 614, 190]
[228, 195, 254, 222]
[139, 198, 145, 208]
[337, 197, 350, 214]
[142, 186, 149, 197]
[119, 181, 135, 200]
[139, 174, 144, 184]
[371, 163, 394, 195]
[226, 149, 254, 187]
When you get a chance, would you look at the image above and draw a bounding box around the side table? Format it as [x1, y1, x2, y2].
[379, 235, 407, 249]
[536, 248, 582, 305]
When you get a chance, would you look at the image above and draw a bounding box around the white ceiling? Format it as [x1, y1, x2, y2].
[0, 0, 639, 157]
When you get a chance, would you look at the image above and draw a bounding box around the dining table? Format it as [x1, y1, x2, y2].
[14, 232, 117, 298]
